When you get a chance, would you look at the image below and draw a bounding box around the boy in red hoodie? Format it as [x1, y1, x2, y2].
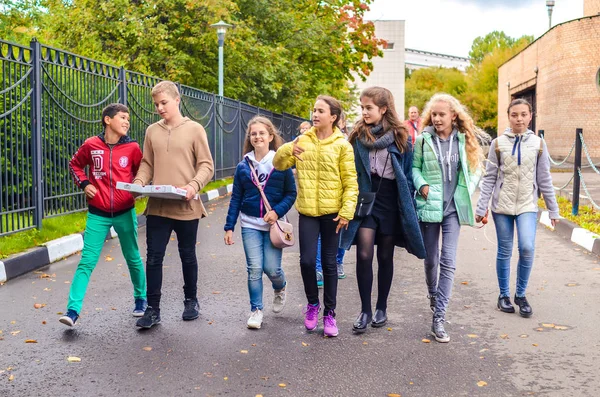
[59, 104, 147, 327]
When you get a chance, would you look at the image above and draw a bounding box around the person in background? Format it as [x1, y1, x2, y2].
[412, 93, 484, 343]
[298, 121, 311, 136]
[224, 116, 296, 329]
[404, 106, 422, 146]
[60, 103, 146, 327]
[274, 95, 358, 338]
[475, 98, 559, 319]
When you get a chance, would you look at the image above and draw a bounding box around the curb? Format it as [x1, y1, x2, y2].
[0, 184, 233, 283]
[538, 210, 600, 255]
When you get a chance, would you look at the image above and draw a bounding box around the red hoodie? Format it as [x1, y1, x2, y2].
[69, 134, 143, 217]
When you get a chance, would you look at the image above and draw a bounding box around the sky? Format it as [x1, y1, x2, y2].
[365, 0, 585, 58]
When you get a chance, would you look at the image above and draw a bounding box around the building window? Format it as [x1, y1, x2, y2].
[383, 42, 395, 50]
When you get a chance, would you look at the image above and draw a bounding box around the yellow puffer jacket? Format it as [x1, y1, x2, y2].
[273, 127, 358, 220]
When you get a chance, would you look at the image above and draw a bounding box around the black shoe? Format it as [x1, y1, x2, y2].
[428, 294, 437, 313]
[371, 309, 387, 328]
[352, 312, 372, 334]
[514, 295, 532, 318]
[136, 307, 161, 329]
[182, 298, 200, 321]
[497, 296, 516, 313]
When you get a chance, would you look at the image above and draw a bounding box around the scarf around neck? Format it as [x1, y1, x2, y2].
[360, 124, 395, 150]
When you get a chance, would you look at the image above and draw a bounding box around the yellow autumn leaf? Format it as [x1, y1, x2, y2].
[566, 283, 577, 287]
[500, 334, 509, 339]
[223, 377, 228, 381]
[554, 325, 568, 330]
[256, 395, 264, 397]
[301, 342, 309, 347]
[477, 381, 488, 387]
[8, 374, 14, 381]
[388, 394, 402, 397]
[535, 327, 544, 332]
[105, 256, 114, 261]
[532, 343, 539, 347]
[67, 356, 81, 362]
[143, 347, 152, 351]
[240, 350, 248, 354]
[278, 383, 287, 388]
[387, 327, 392, 331]
[461, 281, 469, 285]
[519, 334, 528, 338]
[467, 334, 478, 338]
[422, 339, 431, 343]
[25, 339, 37, 343]
[362, 342, 368, 345]
[11, 331, 21, 336]
[542, 323, 555, 328]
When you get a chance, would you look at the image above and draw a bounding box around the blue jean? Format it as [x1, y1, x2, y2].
[315, 235, 345, 273]
[492, 212, 538, 298]
[420, 212, 461, 320]
[241, 227, 286, 311]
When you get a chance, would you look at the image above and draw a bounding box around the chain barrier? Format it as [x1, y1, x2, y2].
[578, 133, 600, 176]
[553, 174, 574, 191]
[577, 168, 600, 210]
[542, 136, 575, 166]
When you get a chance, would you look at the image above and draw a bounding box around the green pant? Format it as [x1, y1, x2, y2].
[67, 208, 146, 314]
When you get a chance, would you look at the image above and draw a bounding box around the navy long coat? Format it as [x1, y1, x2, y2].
[339, 140, 426, 259]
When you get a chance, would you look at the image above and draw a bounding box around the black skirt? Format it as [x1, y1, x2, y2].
[360, 174, 398, 236]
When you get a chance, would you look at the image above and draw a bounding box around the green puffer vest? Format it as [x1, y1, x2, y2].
[412, 130, 478, 225]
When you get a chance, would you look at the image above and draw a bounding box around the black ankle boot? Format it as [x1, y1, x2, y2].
[371, 309, 387, 327]
[352, 312, 372, 333]
[514, 295, 532, 318]
[497, 296, 515, 313]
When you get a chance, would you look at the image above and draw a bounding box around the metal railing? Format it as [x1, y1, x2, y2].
[0, 38, 306, 236]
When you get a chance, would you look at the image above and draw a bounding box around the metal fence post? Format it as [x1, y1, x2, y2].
[238, 100, 242, 161]
[30, 38, 44, 230]
[213, 93, 218, 181]
[119, 67, 127, 106]
[572, 128, 583, 216]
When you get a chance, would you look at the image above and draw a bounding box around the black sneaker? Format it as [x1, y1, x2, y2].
[497, 296, 516, 313]
[59, 309, 79, 327]
[182, 298, 199, 321]
[136, 306, 161, 329]
[428, 294, 437, 313]
[514, 295, 532, 318]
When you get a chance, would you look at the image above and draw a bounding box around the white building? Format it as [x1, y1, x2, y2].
[352, 20, 405, 121]
[405, 48, 470, 72]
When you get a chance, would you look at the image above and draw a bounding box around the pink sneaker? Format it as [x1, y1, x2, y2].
[323, 311, 338, 337]
[304, 303, 320, 331]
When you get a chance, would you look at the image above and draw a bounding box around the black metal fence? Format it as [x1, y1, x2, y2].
[0, 38, 306, 236]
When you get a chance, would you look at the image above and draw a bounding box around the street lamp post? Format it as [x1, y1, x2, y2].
[210, 20, 233, 97]
[546, 1, 555, 30]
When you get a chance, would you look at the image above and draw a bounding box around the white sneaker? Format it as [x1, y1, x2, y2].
[273, 286, 286, 313]
[247, 309, 263, 329]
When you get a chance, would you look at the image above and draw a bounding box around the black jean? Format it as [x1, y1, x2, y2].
[145, 215, 199, 309]
[299, 213, 339, 314]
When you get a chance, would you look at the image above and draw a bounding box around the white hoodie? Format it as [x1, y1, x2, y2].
[240, 150, 276, 231]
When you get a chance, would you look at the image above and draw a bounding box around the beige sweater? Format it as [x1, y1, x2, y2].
[133, 117, 214, 220]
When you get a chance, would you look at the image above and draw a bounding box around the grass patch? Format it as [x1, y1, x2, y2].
[0, 178, 233, 259]
[539, 196, 600, 234]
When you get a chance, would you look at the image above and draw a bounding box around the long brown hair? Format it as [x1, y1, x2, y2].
[316, 95, 342, 129]
[349, 87, 409, 153]
[242, 116, 284, 155]
[421, 93, 484, 172]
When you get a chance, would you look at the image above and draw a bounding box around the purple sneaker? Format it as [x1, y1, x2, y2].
[323, 311, 338, 337]
[304, 303, 320, 331]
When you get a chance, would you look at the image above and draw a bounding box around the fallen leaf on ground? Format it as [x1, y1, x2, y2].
[301, 342, 309, 347]
[554, 325, 569, 330]
[8, 374, 14, 381]
[64, 281, 70, 284]
[535, 327, 544, 332]
[422, 339, 431, 343]
[223, 377, 228, 381]
[142, 347, 152, 351]
[461, 281, 469, 285]
[138, 372, 143, 375]
[520, 334, 528, 338]
[33, 303, 45, 309]
[10, 321, 16, 324]
[388, 394, 402, 397]
[105, 256, 114, 261]
[532, 343, 538, 347]
[477, 381, 488, 387]
[67, 356, 81, 362]
[25, 339, 37, 343]
[260, 376, 268, 380]
[212, 291, 221, 294]
[363, 342, 368, 345]
[387, 327, 392, 331]
[467, 334, 478, 338]
[240, 350, 248, 354]
[10, 331, 21, 336]
[542, 323, 555, 328]
[500, 334, 509, 339]
[278, 383, 286, 388]
[479, 348, 489, 353]
[43, 288, 51, 291]
[256, 395, 264, 397]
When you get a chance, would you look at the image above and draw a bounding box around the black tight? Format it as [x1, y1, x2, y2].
[355, 227, 395, 314]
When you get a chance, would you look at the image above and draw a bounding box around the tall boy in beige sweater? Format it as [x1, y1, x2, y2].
[133, 81, 214, 329]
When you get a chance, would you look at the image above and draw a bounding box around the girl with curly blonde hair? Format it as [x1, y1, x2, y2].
[412, 93, 484, 343]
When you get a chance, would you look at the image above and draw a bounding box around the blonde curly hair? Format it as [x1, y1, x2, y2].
[421, 93, 485, 172]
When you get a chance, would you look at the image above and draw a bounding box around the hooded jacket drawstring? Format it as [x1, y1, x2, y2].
[434, 131, 455, 182]
[511, 135, 522, 166]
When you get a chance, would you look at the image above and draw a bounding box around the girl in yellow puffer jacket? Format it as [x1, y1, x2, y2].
[274, 95, 358, 337]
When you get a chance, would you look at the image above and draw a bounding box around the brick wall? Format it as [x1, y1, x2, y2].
[498, 16, 600, 159]
[585, 0, 600, 17]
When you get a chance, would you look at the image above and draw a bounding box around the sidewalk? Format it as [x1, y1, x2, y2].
[0, 184, 233, 283]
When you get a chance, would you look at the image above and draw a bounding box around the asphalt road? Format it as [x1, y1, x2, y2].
[1, 196, 599, 396]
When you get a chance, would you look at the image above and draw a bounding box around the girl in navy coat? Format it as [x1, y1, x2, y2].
[224, 116, 297, 329]
[340, 87, 426, 334]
